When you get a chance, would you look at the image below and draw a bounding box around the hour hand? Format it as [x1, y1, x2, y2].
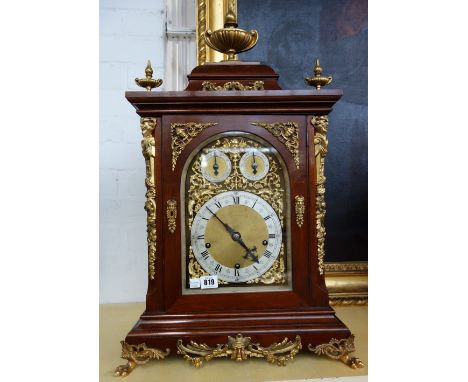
[243, 246, 259, 263]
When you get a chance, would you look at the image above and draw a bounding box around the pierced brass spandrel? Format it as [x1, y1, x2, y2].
[251, 122, 300, 169]
[171, 122, 218, 171]
[114, 341, 170, 377]
[308, 335, 364, 369]
[177, 334, 302, 368]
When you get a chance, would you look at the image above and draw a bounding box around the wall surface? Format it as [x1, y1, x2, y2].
[100, 0, 166, 303]
[239, 0, 368, 262]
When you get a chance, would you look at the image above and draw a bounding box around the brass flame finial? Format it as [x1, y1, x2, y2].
[203, 7, 258, 61]
[224, 4, 238, 27]
[304, 58, 333, 90]
[135, 60, 163, 91]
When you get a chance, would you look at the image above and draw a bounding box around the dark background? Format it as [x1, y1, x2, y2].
[238, 0, 368, 262]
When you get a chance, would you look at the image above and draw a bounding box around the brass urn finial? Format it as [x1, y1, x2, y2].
[304, 58, 333, 90]
[203, 7, 258, 61]
[135, 60, 163, 91]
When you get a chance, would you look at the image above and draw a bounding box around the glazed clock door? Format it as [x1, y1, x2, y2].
[161, 114, 311, 313]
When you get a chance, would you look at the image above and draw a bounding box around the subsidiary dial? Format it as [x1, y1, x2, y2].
[200, 149, 232, 183]
[239, 149, 269, 181]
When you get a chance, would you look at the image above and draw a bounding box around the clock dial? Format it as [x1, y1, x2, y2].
[239, 149, 270, 181]
[191, 191, 282, 282]
[200, 149, 231, 182]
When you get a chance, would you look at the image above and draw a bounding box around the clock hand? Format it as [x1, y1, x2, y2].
[251, 152, 258, 174]
[243, 246, 259, 263]
[213, 152, 219, 176]
[206, 207, 236, 236]
[206, 207, 259, 262]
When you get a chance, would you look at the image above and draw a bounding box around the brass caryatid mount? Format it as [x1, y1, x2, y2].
[135, 60, 163, 91]
[203, 6, 258, 61]
[304, 59, 333, 90]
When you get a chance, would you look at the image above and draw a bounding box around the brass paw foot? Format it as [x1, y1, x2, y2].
[308, 334, 364, 369]
[114, 360, 136, 377]
[177, 334, 302, 368]
[114, 340, 170, 377]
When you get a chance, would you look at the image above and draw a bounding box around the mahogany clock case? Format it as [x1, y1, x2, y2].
[123, 63, 350, 352]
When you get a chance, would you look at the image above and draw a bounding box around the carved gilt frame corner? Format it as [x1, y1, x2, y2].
[195, 0, 367, 305]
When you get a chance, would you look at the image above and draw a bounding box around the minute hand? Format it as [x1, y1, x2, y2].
[207, 207, 236, 236]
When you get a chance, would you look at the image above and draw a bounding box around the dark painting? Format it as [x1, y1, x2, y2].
[238, 0, 368, 262]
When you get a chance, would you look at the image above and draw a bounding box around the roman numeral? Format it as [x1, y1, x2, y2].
[215, 264, 222, 273]
[201, 216, 209, 221]
[201, 250, 209, 259]
[233, 196, 240, 204]
[268, 234, 276, 239]
[263, 215, 271, 221]
[252, 199, 258, 208]
[234, 269, 240, 276]
[197, 235, 204, 240]
[264, 250, 272, 258]
[214, 201, 222, 209]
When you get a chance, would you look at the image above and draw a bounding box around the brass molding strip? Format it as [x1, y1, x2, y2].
[177, 333, 302, 368]
[140, 117, 158, 280]
[312, 116, 328, 275]
[114, 341, 170, 377]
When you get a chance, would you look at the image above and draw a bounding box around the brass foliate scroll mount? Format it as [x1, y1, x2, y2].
[135, 60, 163, 91]
[203, 5, 258, 61]
[304, 59, 333, 90]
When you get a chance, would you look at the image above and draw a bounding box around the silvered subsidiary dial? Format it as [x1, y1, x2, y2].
[190, 190, 282, 282]
[200, 149, 231, 183]
[239, 149, 269, 181]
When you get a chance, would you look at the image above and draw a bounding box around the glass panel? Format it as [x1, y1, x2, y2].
[180, 132, 292, 294]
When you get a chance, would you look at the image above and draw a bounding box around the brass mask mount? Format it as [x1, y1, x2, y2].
[135, 60, 163, 91]
[203, 5, 258, 61]
[304, 59, 333, 90]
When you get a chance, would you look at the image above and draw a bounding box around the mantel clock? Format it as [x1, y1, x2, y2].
[113, 11, 363, 377]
